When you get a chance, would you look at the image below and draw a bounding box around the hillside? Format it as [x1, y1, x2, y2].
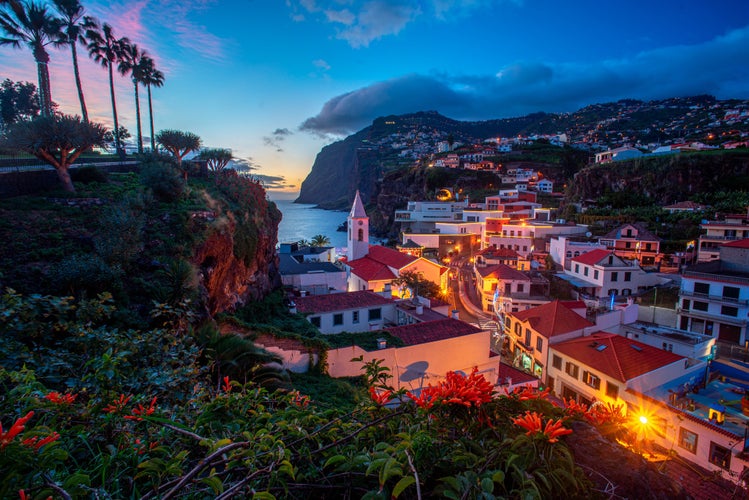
[296, 96, 749, 209]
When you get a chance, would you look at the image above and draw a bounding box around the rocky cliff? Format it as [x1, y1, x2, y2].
[193, 172, 282, 316]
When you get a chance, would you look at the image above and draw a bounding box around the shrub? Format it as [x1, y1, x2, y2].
[139, 161, 185, 202]
[48, 254, 122, 296]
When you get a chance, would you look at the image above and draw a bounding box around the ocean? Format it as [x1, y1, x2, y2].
[273, 199, 349, 251]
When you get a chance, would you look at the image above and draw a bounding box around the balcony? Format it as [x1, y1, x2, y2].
[679, 290, 749, 305]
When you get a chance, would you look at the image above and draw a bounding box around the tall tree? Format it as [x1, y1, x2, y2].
[198, 147, 233, 172]
[86, 21, 126, 154]
[118, 40, 147, 153]
[0, 0, 61, 116]
[310, 234, 331, 247]
[139, 56, 163, 152]
[0, 78, 40, 127]
[156, 129, 201, 180]
[51, 0, 93, 122]
[1, 114, 106, 192]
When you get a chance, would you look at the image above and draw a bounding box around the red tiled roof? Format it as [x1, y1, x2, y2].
[570, 249, 611, 266]
[295, 290, 392, 314]
[476, 246, 519, 258]
[477, 263, 529, 281]
[560, 300, 587, 311]
[386, 318, 481, 346]
[345, 257, 398, 282]
[498, 362, 538, 384]
[366, 245, 418, 269]
[553, 332, 684, 382]
[510, 301, 594, 339]
[723, 238, 749, 249]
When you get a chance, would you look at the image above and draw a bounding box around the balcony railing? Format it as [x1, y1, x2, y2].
[679, 290, 749, 305]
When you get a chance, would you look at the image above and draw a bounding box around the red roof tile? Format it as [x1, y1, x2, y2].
[477, 263, 529, 281]
[366, 245, 418, 269]
[386, 318, 481, 346]
[346, 257, 398, 281]
[498, 363, 538, 384]
[723, 238, 749, 249]
[553, 332, 684, 382]
[295, 290, 392, 314]
[510, 300, 594, 339]
[570, 249, 612, 266]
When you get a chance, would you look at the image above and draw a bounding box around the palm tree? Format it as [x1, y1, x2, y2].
[310, 234, 331, 247]
[118, 40, 147, 153]
[51, 0, 93, 122]
[86, 21, 127, 154]
[0, 0, 61, 116]
[156, 129, 201, 179]
[139, 56, 163, 152]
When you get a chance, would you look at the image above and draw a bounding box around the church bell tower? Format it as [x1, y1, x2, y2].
[347, 190, 369, 261]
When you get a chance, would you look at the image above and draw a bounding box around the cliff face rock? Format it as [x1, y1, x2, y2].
[193, 185, 282, 316]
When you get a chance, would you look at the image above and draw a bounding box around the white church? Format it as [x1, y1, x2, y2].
[344, 191, 448, 295]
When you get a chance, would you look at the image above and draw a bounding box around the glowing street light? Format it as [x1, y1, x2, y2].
[638, 415, 648, 425]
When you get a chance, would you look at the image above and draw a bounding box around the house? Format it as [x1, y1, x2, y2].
[346, 192, 448, 294]
[697, 210, 749, 263]
[293, 290, 396, 334]
[594, 146, 643, 164]
[474, 246, 520, 268]
[278, 254, 347, 295]
[548, 236, 607, 270]
[664, 201, 706, 213]
[279, 242, 336, 263]
[326, 318, 497, 391]
[504, 300, 596, 380]
[598, 222, 662, 266]
[475, 264, 549, 314]
[536, 179, 553, 193]
[560, 249, 663, 301]
[393, 199, 466, 234]
[489, 221, 588, 260]
[677, 238, 749, 345]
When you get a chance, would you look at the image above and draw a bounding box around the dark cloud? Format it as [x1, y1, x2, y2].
[300, 26, 749, 136]
[229, 158, 257, 173]
[263, 128, 294, 151]
[254, 174, 291, 190]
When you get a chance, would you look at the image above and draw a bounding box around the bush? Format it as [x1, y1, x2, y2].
[139, 161, 185, 202]
[71, 165, 108, 184]
[48, 253, 122, 296]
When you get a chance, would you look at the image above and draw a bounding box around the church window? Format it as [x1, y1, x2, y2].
[358, 228, 363, 241]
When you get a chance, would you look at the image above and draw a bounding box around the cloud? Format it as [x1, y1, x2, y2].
[263, 128, 294, 152]
[254, 174, 292, 190]
[300, 26, 749, 135]
[313, 59, 331, 71]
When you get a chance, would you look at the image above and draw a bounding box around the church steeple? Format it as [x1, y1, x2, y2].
[347, 190, 369, 261]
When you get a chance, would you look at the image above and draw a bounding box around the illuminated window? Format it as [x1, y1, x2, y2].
[709, 442, 731, 469]
[678, 428, 697, 454]
[605, 382, 618, 399]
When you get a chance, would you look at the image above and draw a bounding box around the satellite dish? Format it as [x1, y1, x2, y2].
[586, 232, 592, 238]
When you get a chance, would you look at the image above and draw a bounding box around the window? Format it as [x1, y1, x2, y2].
[584, 267, 589, 276]
[682, 299, 690, 310]
[624, 272, 631, 282]
[625, 241, 632, 249]
[514, 323, 522, 336]
[594, 270, 599, 280]
[678, 428, 697, 454]
[368, 308, 382, 321]
[525, 329, 531, 347]
[694, 282, 710, 295]
[709, 442, 731, 469]
[552, 354, 562, 370]
[583, 371, 601, 390]
[721, 305, 739, 317]
[566, 251, 572, 258]
[517, 284, 524, 293]
[522, 246, 528, 252]
[352, 311, 360, 324]
[607, 289, 618, 296]
[357, 228, 364, 241]
[574, 264, 580, 273]
[692, 301, 708, 312]
[333, 313, 343, 326]
[611, 272, 618, 282]
[310, 316, 321, 328]
[605, 382, 619, 399]
[536, 337, 543, 353]
[723, 286, 740, 300]
[565, 362, 579, 379]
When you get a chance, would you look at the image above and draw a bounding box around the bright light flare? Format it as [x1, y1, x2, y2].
[638, 415, 648, 425]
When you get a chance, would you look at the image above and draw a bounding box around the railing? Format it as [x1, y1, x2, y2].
[683, 270, 749, 287]
[679, 290, 749, 305]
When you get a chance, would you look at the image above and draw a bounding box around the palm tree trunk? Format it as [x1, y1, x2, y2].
[36, 60, 52, 117]
[133, 79, 143, 154]
[107, 62, 121, 154]
[71, 42, 88, 122]
[55, 166, 76, 193]
[147, 83, 155, 152]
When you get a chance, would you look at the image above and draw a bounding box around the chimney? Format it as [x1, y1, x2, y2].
[451, 309, 459, 320]
[377, 338, 387, 350]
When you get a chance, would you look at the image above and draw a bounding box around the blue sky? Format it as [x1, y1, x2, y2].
[3, 0, 749, 196]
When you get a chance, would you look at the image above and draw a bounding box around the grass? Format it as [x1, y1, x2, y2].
[290, 372, 364, 412]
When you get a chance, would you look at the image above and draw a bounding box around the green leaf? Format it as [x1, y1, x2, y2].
[491, 470, 505, 484]
[252, 492, 276, 500]
[323, 454, 347, 470]
[200, 475, 224, 495]
[391, 475, 415, 498]
[481, 477, 494, 493]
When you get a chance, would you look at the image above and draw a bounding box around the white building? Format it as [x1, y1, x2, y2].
[697, 210, 749, 263]
[549, 236, 607, 270]
[394, 199, 467, 234]
[294, 290, 396, 334]
[536, 179, 553, 193]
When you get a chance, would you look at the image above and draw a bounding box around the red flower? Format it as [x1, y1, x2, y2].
[222, 376, 232, 393]
[512, 411, 572, 443]
[408, 368, 494, 409]
[290, 391, 310, 408]
[0, 411, 34, 448]
[22, 432, 60, 451]
[513, 385, 551, 401]
[103, 394, 132, 414]
[19, 490, 27, 500]
[124, 397, 157, 421]
[512, 411, 543, 435]
[563, 397, 589, 416]
[44, 391, 77, 405]
[543, 418, 573, 443]
[369, 387, 394, 406]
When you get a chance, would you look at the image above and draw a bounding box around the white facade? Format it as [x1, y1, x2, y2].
[567, 252, 663, 299]
[281, 269, 347, 295]
[536, 179, 553, 193]
[549, 236, 607, 270]
[348, 191, 369, 261]
[394, 200, 466, 233]
[302, 303, 397, 335]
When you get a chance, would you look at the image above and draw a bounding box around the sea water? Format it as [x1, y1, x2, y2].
[273, 199, 349, 251]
